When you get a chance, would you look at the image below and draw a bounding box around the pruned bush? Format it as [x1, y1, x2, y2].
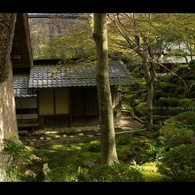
[166, 128, 195, 148]
[154, 90, 166, 100]
[179, 98, 192, 108]
[157, 144, 195, 182]
[160, 111, 195, 139]
[88, 140, 101, 152]
[157, 81, 171, 91]
[167, 107, 182, 115]
[134, 102, 146, 117]
[175, 110, 195, 125]
[158, 97, 180, 107]
[189, 59, 195, 72]
[86, 163, 146, 182]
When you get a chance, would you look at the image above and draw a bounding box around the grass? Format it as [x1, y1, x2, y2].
[19, 128, 166, 182]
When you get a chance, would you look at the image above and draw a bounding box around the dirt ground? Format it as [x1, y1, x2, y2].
[118, 113, 143, 129]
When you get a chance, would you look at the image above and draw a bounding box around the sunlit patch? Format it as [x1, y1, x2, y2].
[49, 143, 84, 151]
[138, 162, 163, 182]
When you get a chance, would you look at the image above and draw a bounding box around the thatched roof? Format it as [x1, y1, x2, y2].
[11, 13, 33, 69]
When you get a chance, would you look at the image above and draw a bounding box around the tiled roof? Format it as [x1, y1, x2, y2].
[28, 59, 131, 88]
[13, 73, 35, 97]
[13, 59, 131, 97]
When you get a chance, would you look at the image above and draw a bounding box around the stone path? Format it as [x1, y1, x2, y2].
[20, 111, 144, 146]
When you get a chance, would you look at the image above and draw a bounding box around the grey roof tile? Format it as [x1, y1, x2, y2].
[28, 59, 131, 88]
[13, 73, 35, 97]
[13, 59, 131, 97]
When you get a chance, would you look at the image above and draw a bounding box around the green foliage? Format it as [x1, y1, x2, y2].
[175, 111, 195, 124]
[117, 145, 136, 163]
[157, 81, 174, 91]
[44, 165, 88, 182]
[157, 97, 169, 107]
[39, 22, 96, 60]
[134, 102, 147, 117]
[179, 98, 193, 109]
[167, 107, 182, 115]
[169, 67, 191, 84]
[160, 111, 195, 139]
[88, 140, 101, 152]
[174, 86, 186, 96]
[154, 90, 166, 100]
[0, 137, 31, 181]
[3, 138, 30, 161]
[167, 97, 180, 107]
[141, 140, 166, 162]
[160, 121, 176, 140]
[158, 97, 180, 107]
[167, 128, 195, 148]
[45, 163, 147, 182]
[157, 144, 195, 182]
[116, 133, 131, 145]
[86, 163, 145, 182]
[0, 13, 6, 20]
[157, 74, 170, 82]
[121, 53, 141, 71]
[189, 59, 195, 72]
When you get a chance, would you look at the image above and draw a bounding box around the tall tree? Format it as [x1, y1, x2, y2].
[107, 13, 195, 131]
[0, 13, 18, 181]
[93, 13, 119, 165]
[108, 13, 158, 131]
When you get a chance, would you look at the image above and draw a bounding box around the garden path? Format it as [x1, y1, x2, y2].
[20, 110, 144, 146]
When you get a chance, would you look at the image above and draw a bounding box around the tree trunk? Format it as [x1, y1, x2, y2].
[145, 67, 154, 131]
[0, 13, 18, 181]
[138, 51, 155, 131]
[93, 13, 119, 165]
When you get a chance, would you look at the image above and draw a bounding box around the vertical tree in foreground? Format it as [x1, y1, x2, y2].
[0, 13, 18, 181]
[93, 13, 119, 165]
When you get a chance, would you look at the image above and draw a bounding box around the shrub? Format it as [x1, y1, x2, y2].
[86, 163, 146, 182]
[168, 97, 180, 107]
[175, 111, 195, 125]
[167, 128, 195, 148]
[157, 81, 171, 91]
[166, 107, 181, 115]
[157, 144, 195, 182]
[154, 90, 166, 100]
[88, 141, 101, 152]
[160, 111, 195, 139]
[189, 59, 195, 72]
[141, 140, 166, 162]
[134, 102, 147, 117]
[160, 118, 179, 139]
[158, 97, 169, 107]
[158, 97, 180, 107]
[179, 98, 192, 108]
[45, 165, 88, 182]
[0, 137, 32, 182]
[116, 134, 131, 145]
